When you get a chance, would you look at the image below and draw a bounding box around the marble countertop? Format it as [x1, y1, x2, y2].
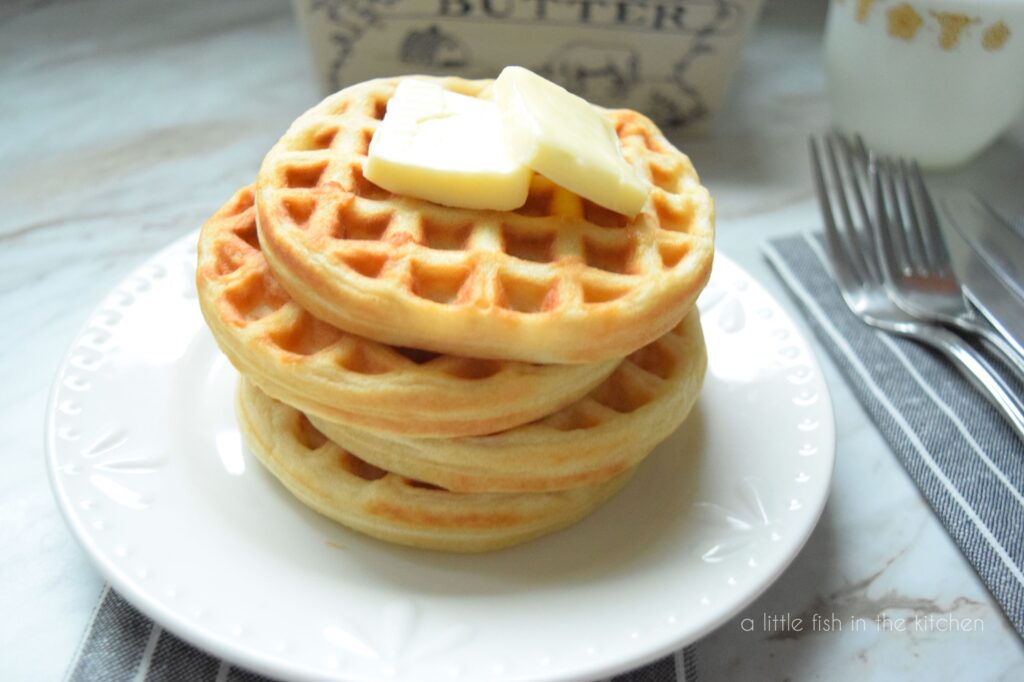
[3, 0, 1023, 679]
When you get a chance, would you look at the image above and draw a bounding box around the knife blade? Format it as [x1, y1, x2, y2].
[939, 192, 1024, 302]
[938, 193, 1024, 361]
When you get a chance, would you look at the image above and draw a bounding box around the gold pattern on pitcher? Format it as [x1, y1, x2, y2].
[887, 3, 923, 41]
[983, 21, 1011, 51]
[842, 0, 1012, 52]
[855, 0, 879, 23]
[931, 12, 979, 50]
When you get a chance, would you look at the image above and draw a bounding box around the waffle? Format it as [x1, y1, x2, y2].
[255, 76, 715, 364]
[310, 310, 706, 493]
[237, 378, 635, 552]
[197, 186, 618, 437]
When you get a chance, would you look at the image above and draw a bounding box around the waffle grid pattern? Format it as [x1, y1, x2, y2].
[197, 187, 618, 437]
[255, 77, 714, 363]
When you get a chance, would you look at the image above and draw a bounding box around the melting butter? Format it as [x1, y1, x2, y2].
[365, 79, 532, 211]
[494, 66, 649, 217]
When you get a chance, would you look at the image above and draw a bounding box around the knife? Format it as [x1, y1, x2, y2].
[940, 192, 1024, 303]
[938, 192, 1024, 365]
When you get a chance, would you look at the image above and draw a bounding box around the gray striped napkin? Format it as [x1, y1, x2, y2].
[65, 586, 699, 681]
[764, 232, 1024, 638]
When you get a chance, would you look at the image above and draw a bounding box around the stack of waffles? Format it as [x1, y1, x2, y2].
[195, 76, 715, 552]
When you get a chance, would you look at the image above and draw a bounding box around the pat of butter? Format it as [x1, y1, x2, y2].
[494, 66, 649, 217]
[364, 80, 531, 211]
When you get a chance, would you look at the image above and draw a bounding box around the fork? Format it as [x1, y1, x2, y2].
[810, 134, 1024, 443]
[867, 152, 1024, 388]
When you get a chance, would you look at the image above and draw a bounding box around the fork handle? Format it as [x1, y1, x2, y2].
[949, 318, 1024, 391]
[921, 326, 1024, 443]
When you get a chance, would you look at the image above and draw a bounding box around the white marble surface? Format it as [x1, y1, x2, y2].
[2, 0, 1023, 680]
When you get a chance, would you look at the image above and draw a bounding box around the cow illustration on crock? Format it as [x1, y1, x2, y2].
[399, 25, 469, 68]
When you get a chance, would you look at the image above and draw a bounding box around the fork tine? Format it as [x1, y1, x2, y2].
[879, 157, 915, 277]
[908, 161, 954, 276]
[823, 134, 874, 283]
[810, 136, 862, 289]
[868, 155, 904, 286]
[852, 135, 870, 166]
[839, 138, 870, 218]
[836, 134, 881, 282]
[823, 135, 857, 236]
[851, 135, 883, 281]
[894, 159, 930, 272]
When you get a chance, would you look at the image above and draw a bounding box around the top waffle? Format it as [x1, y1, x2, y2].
[196, 186, 618, 438]
[256, 76, 714, 364]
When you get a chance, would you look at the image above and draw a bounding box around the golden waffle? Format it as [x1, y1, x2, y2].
[255, 76, 715, 364]
[197, 186, 618, 437]
[310, 310, 706, 493]
[237, 378, 635, 552]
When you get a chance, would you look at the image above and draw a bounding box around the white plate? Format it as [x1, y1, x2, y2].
[46, 234, 834, 682]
